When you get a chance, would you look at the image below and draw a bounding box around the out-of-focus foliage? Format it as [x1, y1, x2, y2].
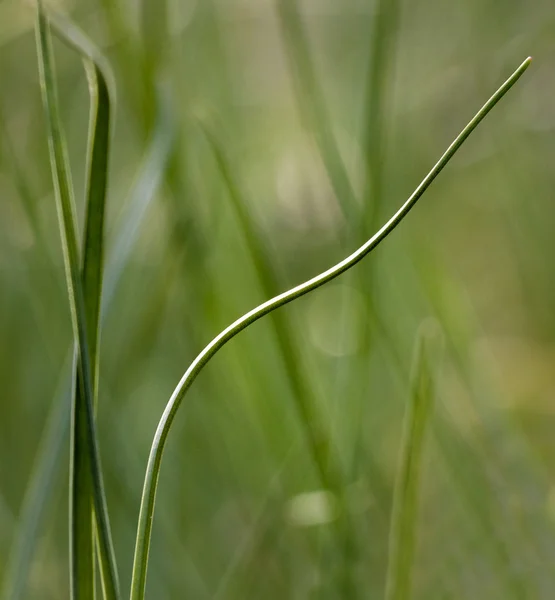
[1, 0, 554, 598]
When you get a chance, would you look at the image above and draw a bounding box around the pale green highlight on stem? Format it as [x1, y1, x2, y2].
[129, 57, 531, 599]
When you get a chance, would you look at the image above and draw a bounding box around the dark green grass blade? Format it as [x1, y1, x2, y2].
[361, 0, 401, 233]
[53, 15, 113, 598]
[35, 5, 119, 599]
[50, 11, 118, 599]
[0, 85, 170, 600]
[384, 322, 439, 600]
[103, 90, 174, 308]
[130, 58, 531, 600]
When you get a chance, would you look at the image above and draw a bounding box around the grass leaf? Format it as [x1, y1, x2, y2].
[35, 5, 119, 599]
[384, 321, 439, 600]
[129, 57, 531, 600]
[201, 123, 361, 597]
[275, 0, 358, 226]
[1, 68, 172, 600]
[361, 0, 401, 232]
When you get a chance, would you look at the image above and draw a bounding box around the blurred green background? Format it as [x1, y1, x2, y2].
[2, 0, 555, 598]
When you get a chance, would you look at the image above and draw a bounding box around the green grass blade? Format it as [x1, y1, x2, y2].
[140, 0, 168, 70]
[0, 85, 170, 600]
[50, 11, 119, 599]
[129, 58, 531, 600]
[384, 322, 439, 600]
[102, 91, 174, 309]
[35, 5, 119, 599]
[361, 0, 401, 233]
[53, 14, 113, 599]
[201, 124, 360, 597]
[0, 352, 72, 600]
[275, 0, 358, 226]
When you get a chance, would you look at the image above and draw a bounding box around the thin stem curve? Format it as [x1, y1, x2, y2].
[129, 57, 531, 600]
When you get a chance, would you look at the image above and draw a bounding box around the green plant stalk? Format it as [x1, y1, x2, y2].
[50, 11, 117, 598]
[343, 258, 528, 600]
[203, 126, 361, 597]
[384, 323, 438, 600]
[129, 57, 531, 599]
[347, 0, 401, 498]
[275, 0, 358, 226]
[35, 6, 119, 599]
[73, 59, 110, 600]
[1, 80, 171, 600]
[417, 255, 534, 598]
[361, 0, 401, 234]
[355, 0, 401, 336]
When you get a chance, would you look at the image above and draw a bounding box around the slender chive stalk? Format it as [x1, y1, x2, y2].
[130, 58, 531, 599]
[35, 6, 119, 599]
[384, 322, 439, 600]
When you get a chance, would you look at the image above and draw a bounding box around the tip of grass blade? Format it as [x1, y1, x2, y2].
[518, 56, 532, 73]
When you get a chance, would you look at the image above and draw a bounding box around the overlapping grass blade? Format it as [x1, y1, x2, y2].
[35, 5, 119, 598]
[1, 81, 171, 600]
[52, 13, 114, 598]
[129, 58, 531, 600]
[384, 322, 439, 600]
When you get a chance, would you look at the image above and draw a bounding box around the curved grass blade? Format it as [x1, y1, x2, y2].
[129, 57, 532, 600]
[35, 5, 119, 599]
[384, 322, 440, 600]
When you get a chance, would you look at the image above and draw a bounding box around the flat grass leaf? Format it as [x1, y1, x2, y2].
[1, 72, 173, 600]
[35, 5, 119, 599]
